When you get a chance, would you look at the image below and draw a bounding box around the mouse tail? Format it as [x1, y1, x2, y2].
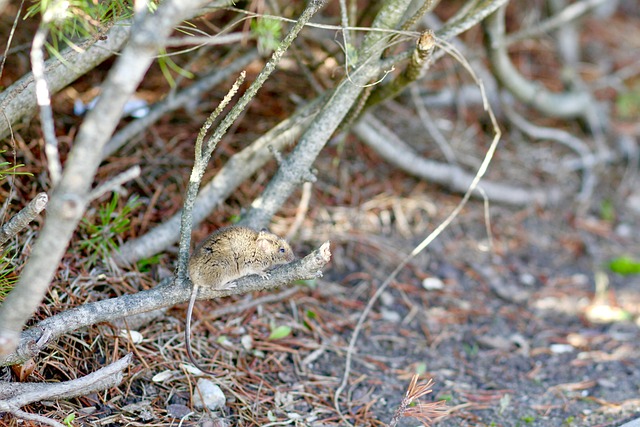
[185, 285, 219, 377]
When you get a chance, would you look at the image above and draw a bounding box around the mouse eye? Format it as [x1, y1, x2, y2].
[279, 247, 286, 253]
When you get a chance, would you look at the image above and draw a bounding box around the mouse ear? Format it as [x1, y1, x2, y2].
[256, 231, 273, 252]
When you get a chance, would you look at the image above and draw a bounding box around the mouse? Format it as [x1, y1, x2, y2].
[185, 226, 295, 375]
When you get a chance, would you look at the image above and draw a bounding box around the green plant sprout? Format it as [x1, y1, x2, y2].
[609, 256, 640, 275]
[251, 17, 282, 55]
[0, 150, 32, 181]
[0, 247, 18, 301]
[78, 193, 140, 269]
[268, 323, 292, 340]
[157, 48, 195, 88]
[25, 0, 134, 51]
[63, 412, 76, 427]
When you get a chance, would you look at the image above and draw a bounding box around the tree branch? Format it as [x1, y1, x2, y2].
[0, 20, 132, 139]
[483, 4, 594, 119]
[353, 114, 562, 206]
[0, 354, 133, 426]
[0, 242, 330, 366]
[0, 192, 47, 248]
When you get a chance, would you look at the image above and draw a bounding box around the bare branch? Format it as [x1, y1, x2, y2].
[0, 242, 330, 366]
[177, 71, 246, 282]
[0, 192, 48, 248]
[88, 166, 141, 202]
[0, 408, 65, 427]
[164, 32, 246, 47]
[0, 20, 132, 140]
[0, 353, 132, 404]
[102, 51, 259, 158]
[483, 5, 596, 120]
[0, 354, 133, 426]
[30, 1, 64, 186]
[353, 114, 562, 206]
[504, 0, 607, 46]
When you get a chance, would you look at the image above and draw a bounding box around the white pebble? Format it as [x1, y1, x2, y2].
[193, 379, 226, 411]
[422, 277, 444, 290]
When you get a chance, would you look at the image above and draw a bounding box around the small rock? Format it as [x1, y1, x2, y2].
[380, 291, 394, 306]
[550, 344, 574, 354]
[422, 277, 444, 290]
[380, 308, 401, 322]
[241, 335, 253, 351]
[121, 401, 154, 421]
[167, 403, 192, 418]
[193, 379, 226, 411]
[618, 416, 640, 427]
[519, 273, 536, 287]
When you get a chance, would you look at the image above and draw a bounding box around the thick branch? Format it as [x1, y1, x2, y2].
[0, 242, 330, 366]
[0, 21, 132, 139]
[353, 114, 562, 206]
[0, 354, 132, 405]
[483, 5, 593, 119]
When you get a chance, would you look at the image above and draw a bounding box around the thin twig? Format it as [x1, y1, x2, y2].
[176, 71, 246, 283]
[2, 408, 65, 427]
[0, 0, 25, 81]
[30, 1, 64, 186]
[88, 166, 142, 202]
[0, 192, 48, 248]
[504, 0, 607, 46]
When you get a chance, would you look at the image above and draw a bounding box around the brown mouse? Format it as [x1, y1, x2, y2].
[185, 226, 295, 375]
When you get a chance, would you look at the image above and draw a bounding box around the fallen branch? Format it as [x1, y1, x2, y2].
[0, 353, 133, 427]
[353, 114, 562, 206]
[483, 5, 599, 122]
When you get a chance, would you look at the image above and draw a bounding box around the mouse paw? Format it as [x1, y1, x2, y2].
[258, 272, 270, 279]
[224, 280, 238, 289]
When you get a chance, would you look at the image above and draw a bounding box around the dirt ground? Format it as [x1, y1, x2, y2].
[6, 137, 640, 427]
